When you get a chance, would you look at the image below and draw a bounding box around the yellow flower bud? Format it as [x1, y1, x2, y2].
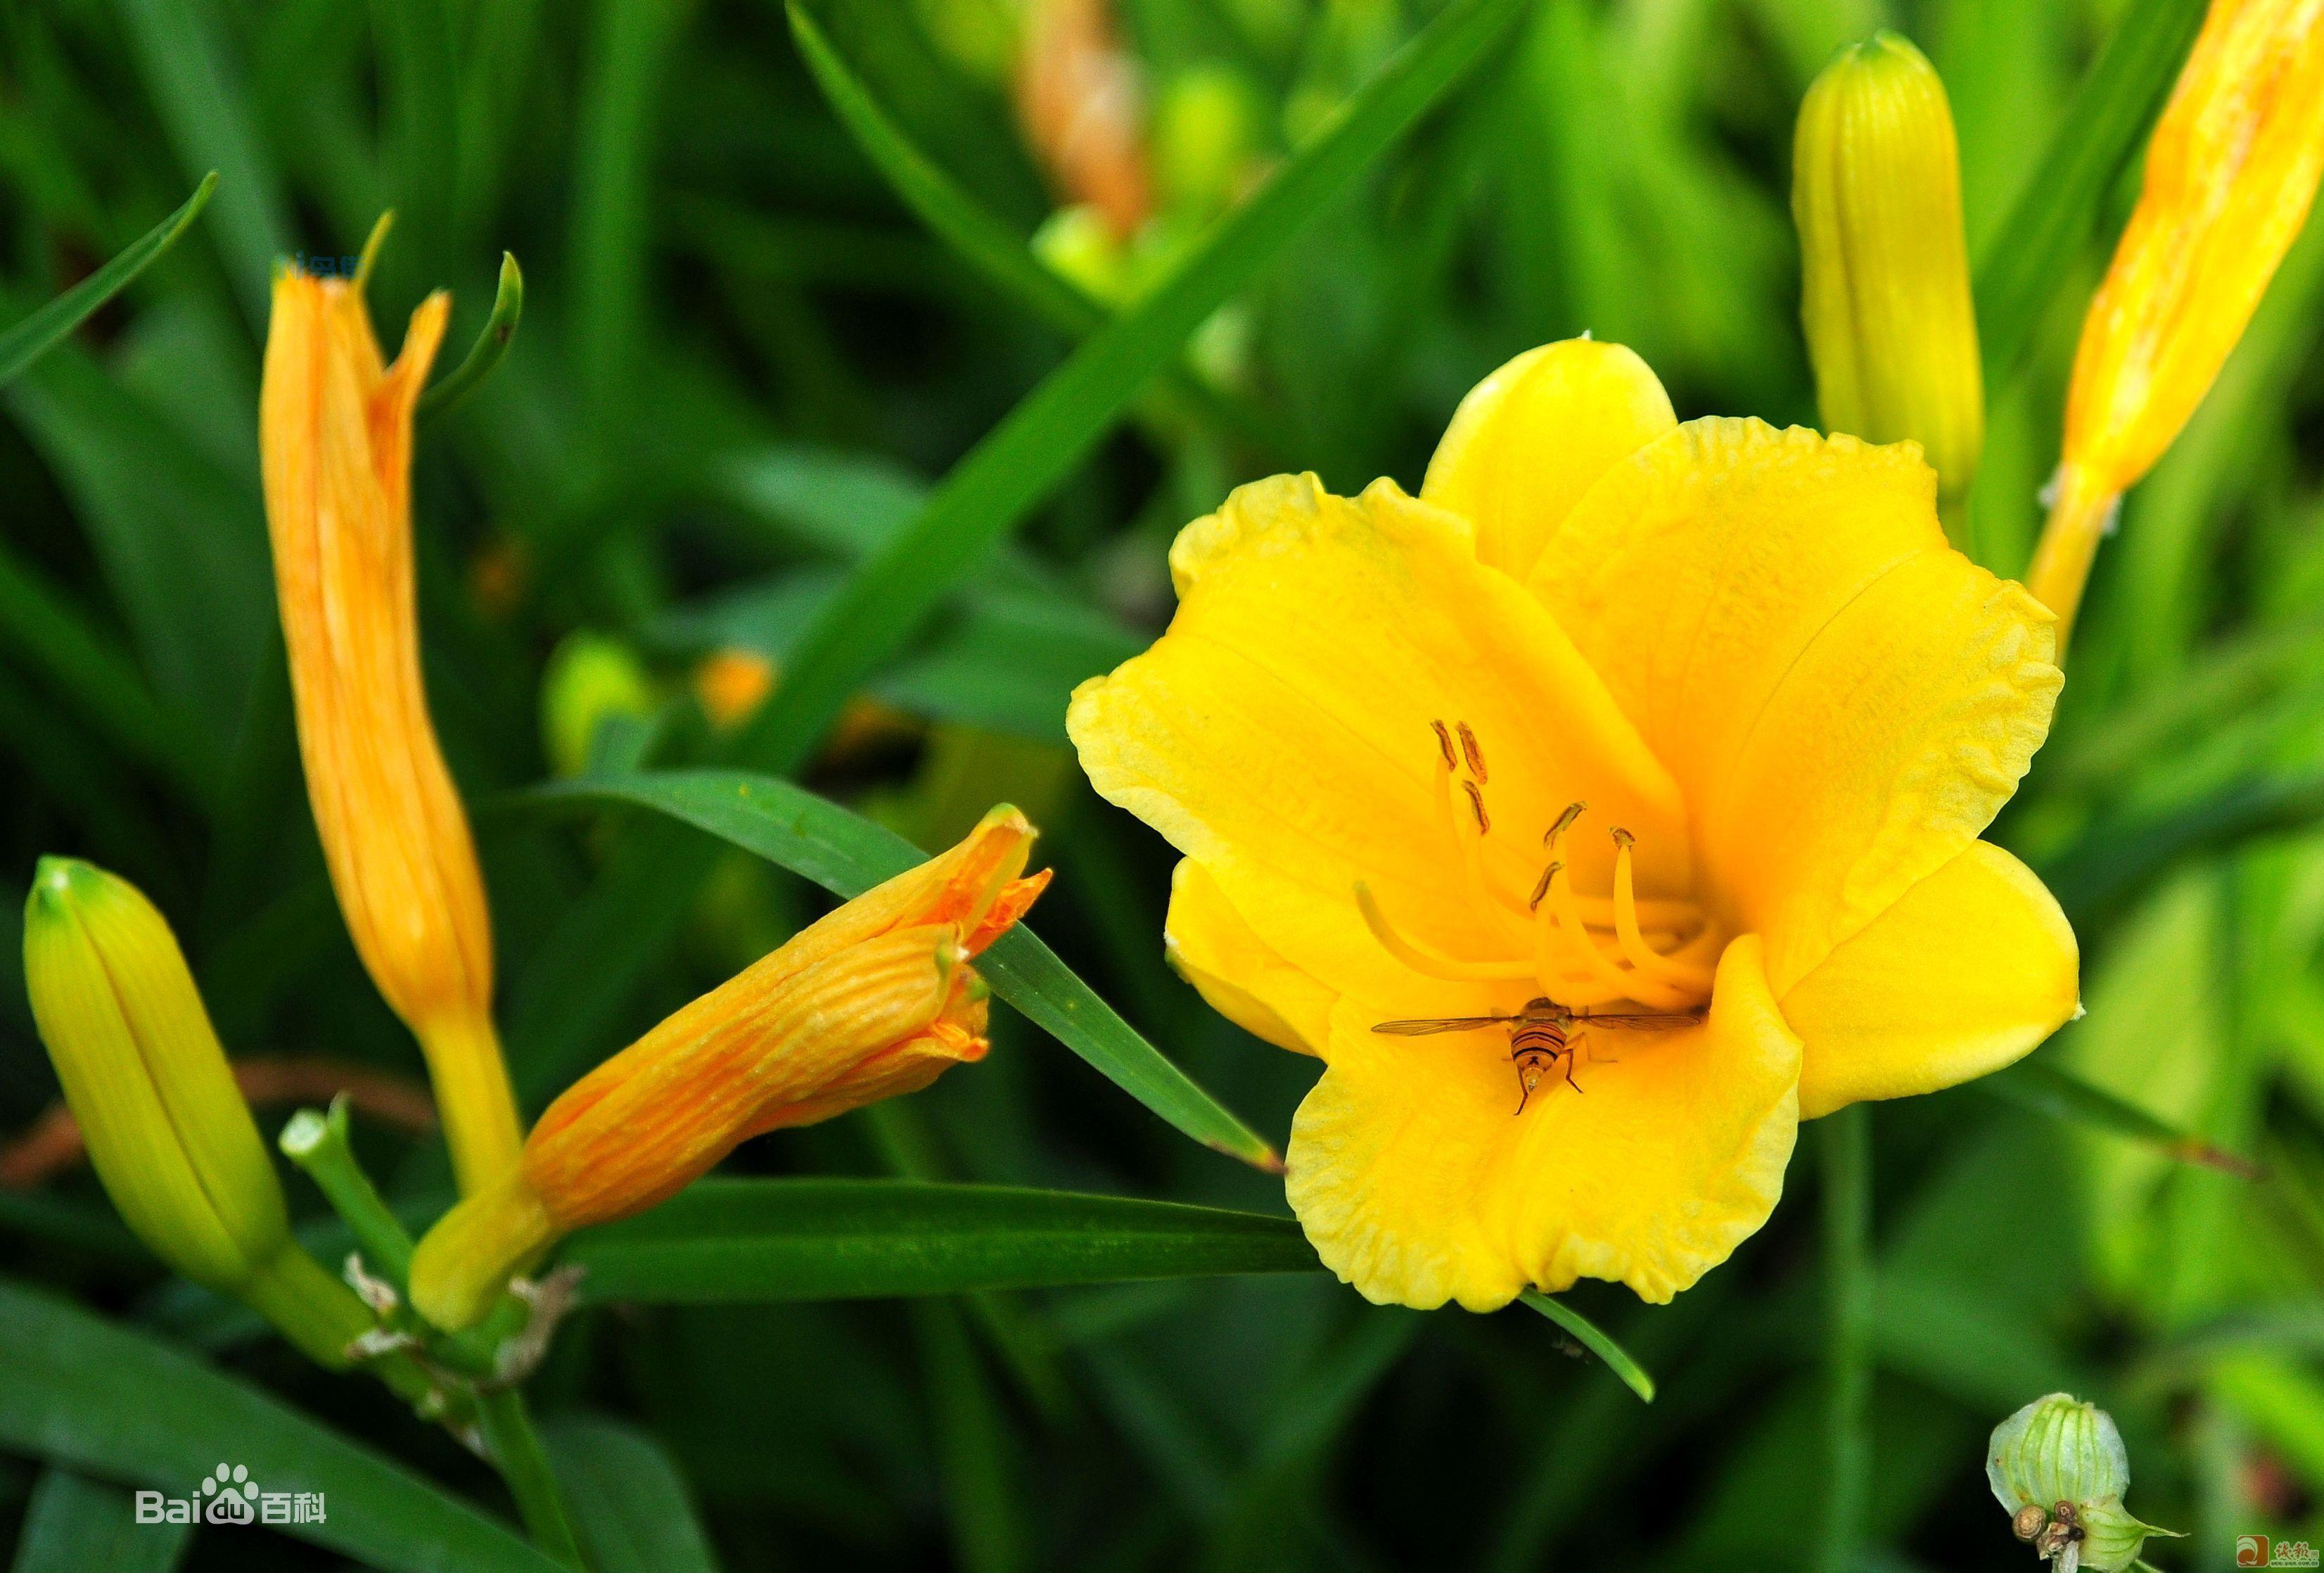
[2028, 0, 2324, 639]
[409, 807, 1051, 1330]
[259, 262, 521, 1195]
[21, 859, 373, 1367]
[1793, 32, 1985, 507]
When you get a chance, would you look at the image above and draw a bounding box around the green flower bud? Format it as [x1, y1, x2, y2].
[1987, 1394, 2182, 1572]
[1793, 32, 1986, 507]
[540, 631, 657, 778]
[22, 858, 372, 1368]
[1033, 204, 1131, 305]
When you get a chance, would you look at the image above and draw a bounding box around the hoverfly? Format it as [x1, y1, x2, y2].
[1372, 998, 1706, 1114]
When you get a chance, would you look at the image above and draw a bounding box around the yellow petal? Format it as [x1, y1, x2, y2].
[1784, 841, 2079, 1119]
[1420, 339, 1677, 582]
[1284, 935, 1801, 1310]
[1070, 473, 1687, 1021]
[1531, 419, 2060, 991]
[1164, 859, 1336, 1055]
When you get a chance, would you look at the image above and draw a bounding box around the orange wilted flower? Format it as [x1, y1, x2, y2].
[1017, 0, 1153, 239]
[408, 807, 1049, 1330]
[260, 262, 523, 1195]
[2026, 0, 2324, 639]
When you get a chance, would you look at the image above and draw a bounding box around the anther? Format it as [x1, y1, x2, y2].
[1529, 862, 1559, 912]
[1544, 801, 1587, 846]
[1609, 827, 1635, 849]
[1462, 780, 1490, 834]
[1456, 722, 1488, 783]
[1430, 720, 1457, 772]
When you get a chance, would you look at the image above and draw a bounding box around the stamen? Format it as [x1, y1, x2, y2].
[1430, 720, 1457, 772]
[1354, 883, 1536, 981]
[1609, 829, 1716, 991]
[1544, 801, 1587, 845]
[1457, 722, 1488, 783]
[1462, 780, 1490, 834]
[1547, 863, 1693, 1010]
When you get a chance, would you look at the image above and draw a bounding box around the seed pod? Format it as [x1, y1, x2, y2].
[1986, 1394, 2181, 1572]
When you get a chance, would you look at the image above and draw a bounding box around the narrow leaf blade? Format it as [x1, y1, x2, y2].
[1518, 1292, 1657, 1403]
[565, 1179, 1317, 1301]
[0, 174, 216, 387]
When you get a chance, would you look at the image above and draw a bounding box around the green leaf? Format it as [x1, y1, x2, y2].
[1518, 1293, 1657, 1404]
[0, 174, 215, 388]
[786, 3, 1095, 340]
[113, 0, 293, 321]
[735, 0, 1531, 779]
[1974, 0, 2207, 382]
[540, 1418, 723, 1573]
[1979, 1058, 2261, 1178]
[9, 1468, 191, 1573]
[0, 1279, 566, 1573]
[418, 251, 525, 423]
[528, 769, 1280, 1167]
[2039, 772, 2324, 927]
[565, 1180, 1317, 1301]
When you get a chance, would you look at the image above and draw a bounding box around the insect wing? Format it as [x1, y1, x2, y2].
[1371, 1015, 1517, 1036]
[1570, 1010, 1706, 1031]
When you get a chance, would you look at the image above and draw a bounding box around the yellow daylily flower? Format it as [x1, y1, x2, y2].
[2026, 0, 2324, 639]
[1068, 339, 2079, 1311]
[260, 264, 522, 1195]
[409, 808, 1049, 1330]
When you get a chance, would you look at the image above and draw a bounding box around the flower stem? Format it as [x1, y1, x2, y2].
[478, 1384, 585, 1568]
[279, 1097, 414, 1291]
[1816, 1103, 1872, 1573]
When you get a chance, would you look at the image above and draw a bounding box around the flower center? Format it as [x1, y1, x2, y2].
[1353, 721, 1721, 1012]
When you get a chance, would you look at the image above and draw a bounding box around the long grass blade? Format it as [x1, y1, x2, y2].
[1974, 0, 2207, 381]
[1518, 1292, 1657, 1404]
[566, 1179, 1317, 1301]
[0, 174, 215, 387]
[1980, 1058, 2261, 1178]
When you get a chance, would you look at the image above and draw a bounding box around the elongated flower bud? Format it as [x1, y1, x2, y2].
[260, 262, 521, 1195]
[1794, 32, 1985, 507]
[22, 860, 376, 1368]
[1987, 1394, 2181, 1571]
[2028, 0, 2324, 639]
[409, 807, 1050, 1330]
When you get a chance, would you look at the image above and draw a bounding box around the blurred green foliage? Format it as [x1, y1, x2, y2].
[1, 0, 2322, 1569]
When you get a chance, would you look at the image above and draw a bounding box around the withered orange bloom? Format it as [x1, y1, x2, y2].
[260, 265, 521, 1195]
[2026, 0, 2324, 637]
[407, 807, 1049, 1330]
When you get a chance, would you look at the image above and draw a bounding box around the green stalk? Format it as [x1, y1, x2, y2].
[478, 1385, 586, 1568]
[1816, 1104, 1873, 1573]
[279, 1098, 415, 1291]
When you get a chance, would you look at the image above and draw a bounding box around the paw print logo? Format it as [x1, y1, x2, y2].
[198, 1464, 257, 1524]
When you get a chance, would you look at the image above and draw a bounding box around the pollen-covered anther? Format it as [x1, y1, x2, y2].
[1456, 721, 1488, 782]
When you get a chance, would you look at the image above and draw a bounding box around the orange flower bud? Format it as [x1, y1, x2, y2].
[1017, 0, 1153, 240]
[408, 807, 1049, 1329]
[259, 263, 522, 1194]
[2028, 0, 2324, 638]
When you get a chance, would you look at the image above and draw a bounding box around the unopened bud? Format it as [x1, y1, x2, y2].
[1794, 32, 1984, 507]
[541, 631, 656, 777]
[22, 859, 371, 1367]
